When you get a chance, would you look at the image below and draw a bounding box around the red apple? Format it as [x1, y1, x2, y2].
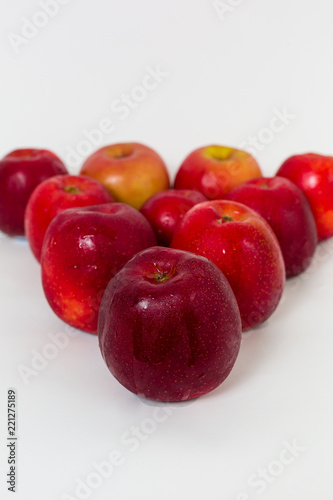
[140, 189, 207, 246]
[276, 153, 333, 240]
[171, 200, 285, 330]
[174, 145, 262, 199]
[25, 175, 114, 262]
[226, 177, 318, 278]
[80, 142, 170, 209]
[98, 246, 242, 401]
[41, 203, 156, 334]
[0, 148, 67, 236]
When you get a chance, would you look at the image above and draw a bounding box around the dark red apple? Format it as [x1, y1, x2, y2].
[98, 246, 242, 401]
[226, 177, 318, 277]
[174, 145, 262, 199]
[0, 148, 67, 236]
[41, 203, 156, 334]
[140, 189, 207, 246]
[171, 200, 285, 330]
[276, 153, 333, 240]
[25, 175, 114, 262]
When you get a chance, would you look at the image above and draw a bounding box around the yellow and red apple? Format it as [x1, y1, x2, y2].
[174, 145, 262, 199]
[80, 142, 170, 209]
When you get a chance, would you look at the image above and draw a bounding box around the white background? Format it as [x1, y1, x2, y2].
[1, 0, 333, 498]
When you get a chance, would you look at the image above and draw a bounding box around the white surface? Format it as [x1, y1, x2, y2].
[1, 0, 333, 498]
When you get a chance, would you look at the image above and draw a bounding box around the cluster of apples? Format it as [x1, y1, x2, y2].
[0, 144, 332, 402]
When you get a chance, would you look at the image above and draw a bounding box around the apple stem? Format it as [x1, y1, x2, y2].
[154, 272, 170, 283]
[64, 185, 81, 194]
[218, 215, 233, 224]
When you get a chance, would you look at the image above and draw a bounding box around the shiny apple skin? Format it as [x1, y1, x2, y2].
[226, 177, 318, 278]
[25, 175, 114, 262]
[80, 142, 170, 210]
[0, 149, 67, 236]
[174, 145, 262, 200]
[276, 153, 333, 240]
[98, 246, 242, 402]
[41, 203, 156, 334]
[171, 200, 285, 330]
[140, 189, 207, 246]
